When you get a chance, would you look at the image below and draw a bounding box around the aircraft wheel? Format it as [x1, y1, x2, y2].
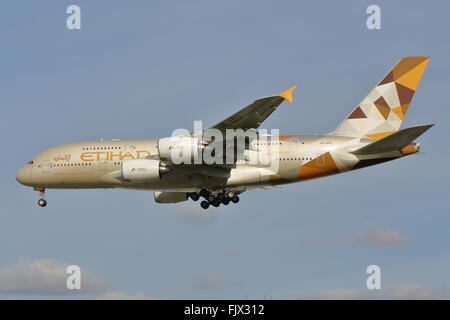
[200, 201, 210, 209]
[231, 195, 239, 204]
[199, 189, 209, 198]
[207, 195, 216, 203]
[189, 192, 200, 201]
[38, 199, 47, 207]
[222, 198, 230, 205]
[217, 193, 225, 201]
[212, 200, 220, 207]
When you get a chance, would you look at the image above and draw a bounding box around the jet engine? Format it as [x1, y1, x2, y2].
[121, 159, 170, 182]
[157, 136, 202, 163]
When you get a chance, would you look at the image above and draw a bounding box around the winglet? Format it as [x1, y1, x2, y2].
[279, 86, 297, 103]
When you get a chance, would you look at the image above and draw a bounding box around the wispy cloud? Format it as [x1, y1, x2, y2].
[97, 291, 160, 300]
[192, 270, 245, 290]
[348, 222, 409, 246]
[303, 283, 450, 300]
[300, 222, 409, 247]
[0, 258, 106, 295]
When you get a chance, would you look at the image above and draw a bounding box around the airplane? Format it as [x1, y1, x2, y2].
[16, 56, 433, 209]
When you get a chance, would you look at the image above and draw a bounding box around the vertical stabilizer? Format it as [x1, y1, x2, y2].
[331, 56, 430, 140]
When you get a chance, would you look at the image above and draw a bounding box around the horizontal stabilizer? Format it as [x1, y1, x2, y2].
[350, 124, 434, 155]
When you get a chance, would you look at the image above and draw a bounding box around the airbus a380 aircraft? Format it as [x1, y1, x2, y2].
[17, 57, 433, 209]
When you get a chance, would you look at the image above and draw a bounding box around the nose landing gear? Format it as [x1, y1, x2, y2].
[38, 199, 47, 207]
[37, 188, 47, 207]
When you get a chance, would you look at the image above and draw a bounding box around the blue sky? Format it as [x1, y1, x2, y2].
[1, 0, 450, 299]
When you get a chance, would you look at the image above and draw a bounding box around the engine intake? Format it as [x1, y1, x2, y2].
[121, 159, 170, 182]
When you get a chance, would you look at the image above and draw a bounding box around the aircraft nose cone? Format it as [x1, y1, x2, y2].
[16, 167, 25, 184]
[16, 166, 32, 186]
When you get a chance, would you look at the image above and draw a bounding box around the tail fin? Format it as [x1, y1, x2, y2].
[330, 56, 430, 140]
[350, 124, 434, 155]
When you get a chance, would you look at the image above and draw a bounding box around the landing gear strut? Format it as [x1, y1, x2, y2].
[37, 188, 47, 207]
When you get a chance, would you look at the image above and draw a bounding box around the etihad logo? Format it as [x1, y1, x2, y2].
[54, 154, 71, 162]
[80, 150, 151, 162]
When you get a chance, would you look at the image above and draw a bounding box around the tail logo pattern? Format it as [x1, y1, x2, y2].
[332, 56, 430, 140]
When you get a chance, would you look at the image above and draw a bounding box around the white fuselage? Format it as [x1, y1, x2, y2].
[16, 134, 408, 193]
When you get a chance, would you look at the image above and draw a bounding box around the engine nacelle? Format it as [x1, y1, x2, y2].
[154, 191, 188, 203]
[158, 136, 201, 163]
[121, 159, 169, 182]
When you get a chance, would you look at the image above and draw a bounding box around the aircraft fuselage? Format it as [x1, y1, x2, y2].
[16, 134, 414, 192]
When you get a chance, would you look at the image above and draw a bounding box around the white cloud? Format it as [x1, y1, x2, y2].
[192, 271, 245, 290]
[348, 222, 409, 246]
[304, 283, 450, 300]
[384, 283, 450, 299]
[300, 223, 409, 247]
[97, 291, 157, 300]
[305, 289, 362, 300]
[0, 258, 106, 295]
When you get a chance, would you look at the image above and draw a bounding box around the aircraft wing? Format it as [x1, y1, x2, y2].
[148, 87, 297, 182]
[211, 86, 296, 131]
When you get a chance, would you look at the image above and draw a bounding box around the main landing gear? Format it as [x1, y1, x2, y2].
[188, 189, 240, 209]
[37, 188, 47, 207]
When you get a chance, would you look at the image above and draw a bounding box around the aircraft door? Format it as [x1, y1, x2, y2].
[316, 152, 324, 166]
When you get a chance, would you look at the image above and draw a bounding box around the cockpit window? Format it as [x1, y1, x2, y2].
[27, 160, 34, 165]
